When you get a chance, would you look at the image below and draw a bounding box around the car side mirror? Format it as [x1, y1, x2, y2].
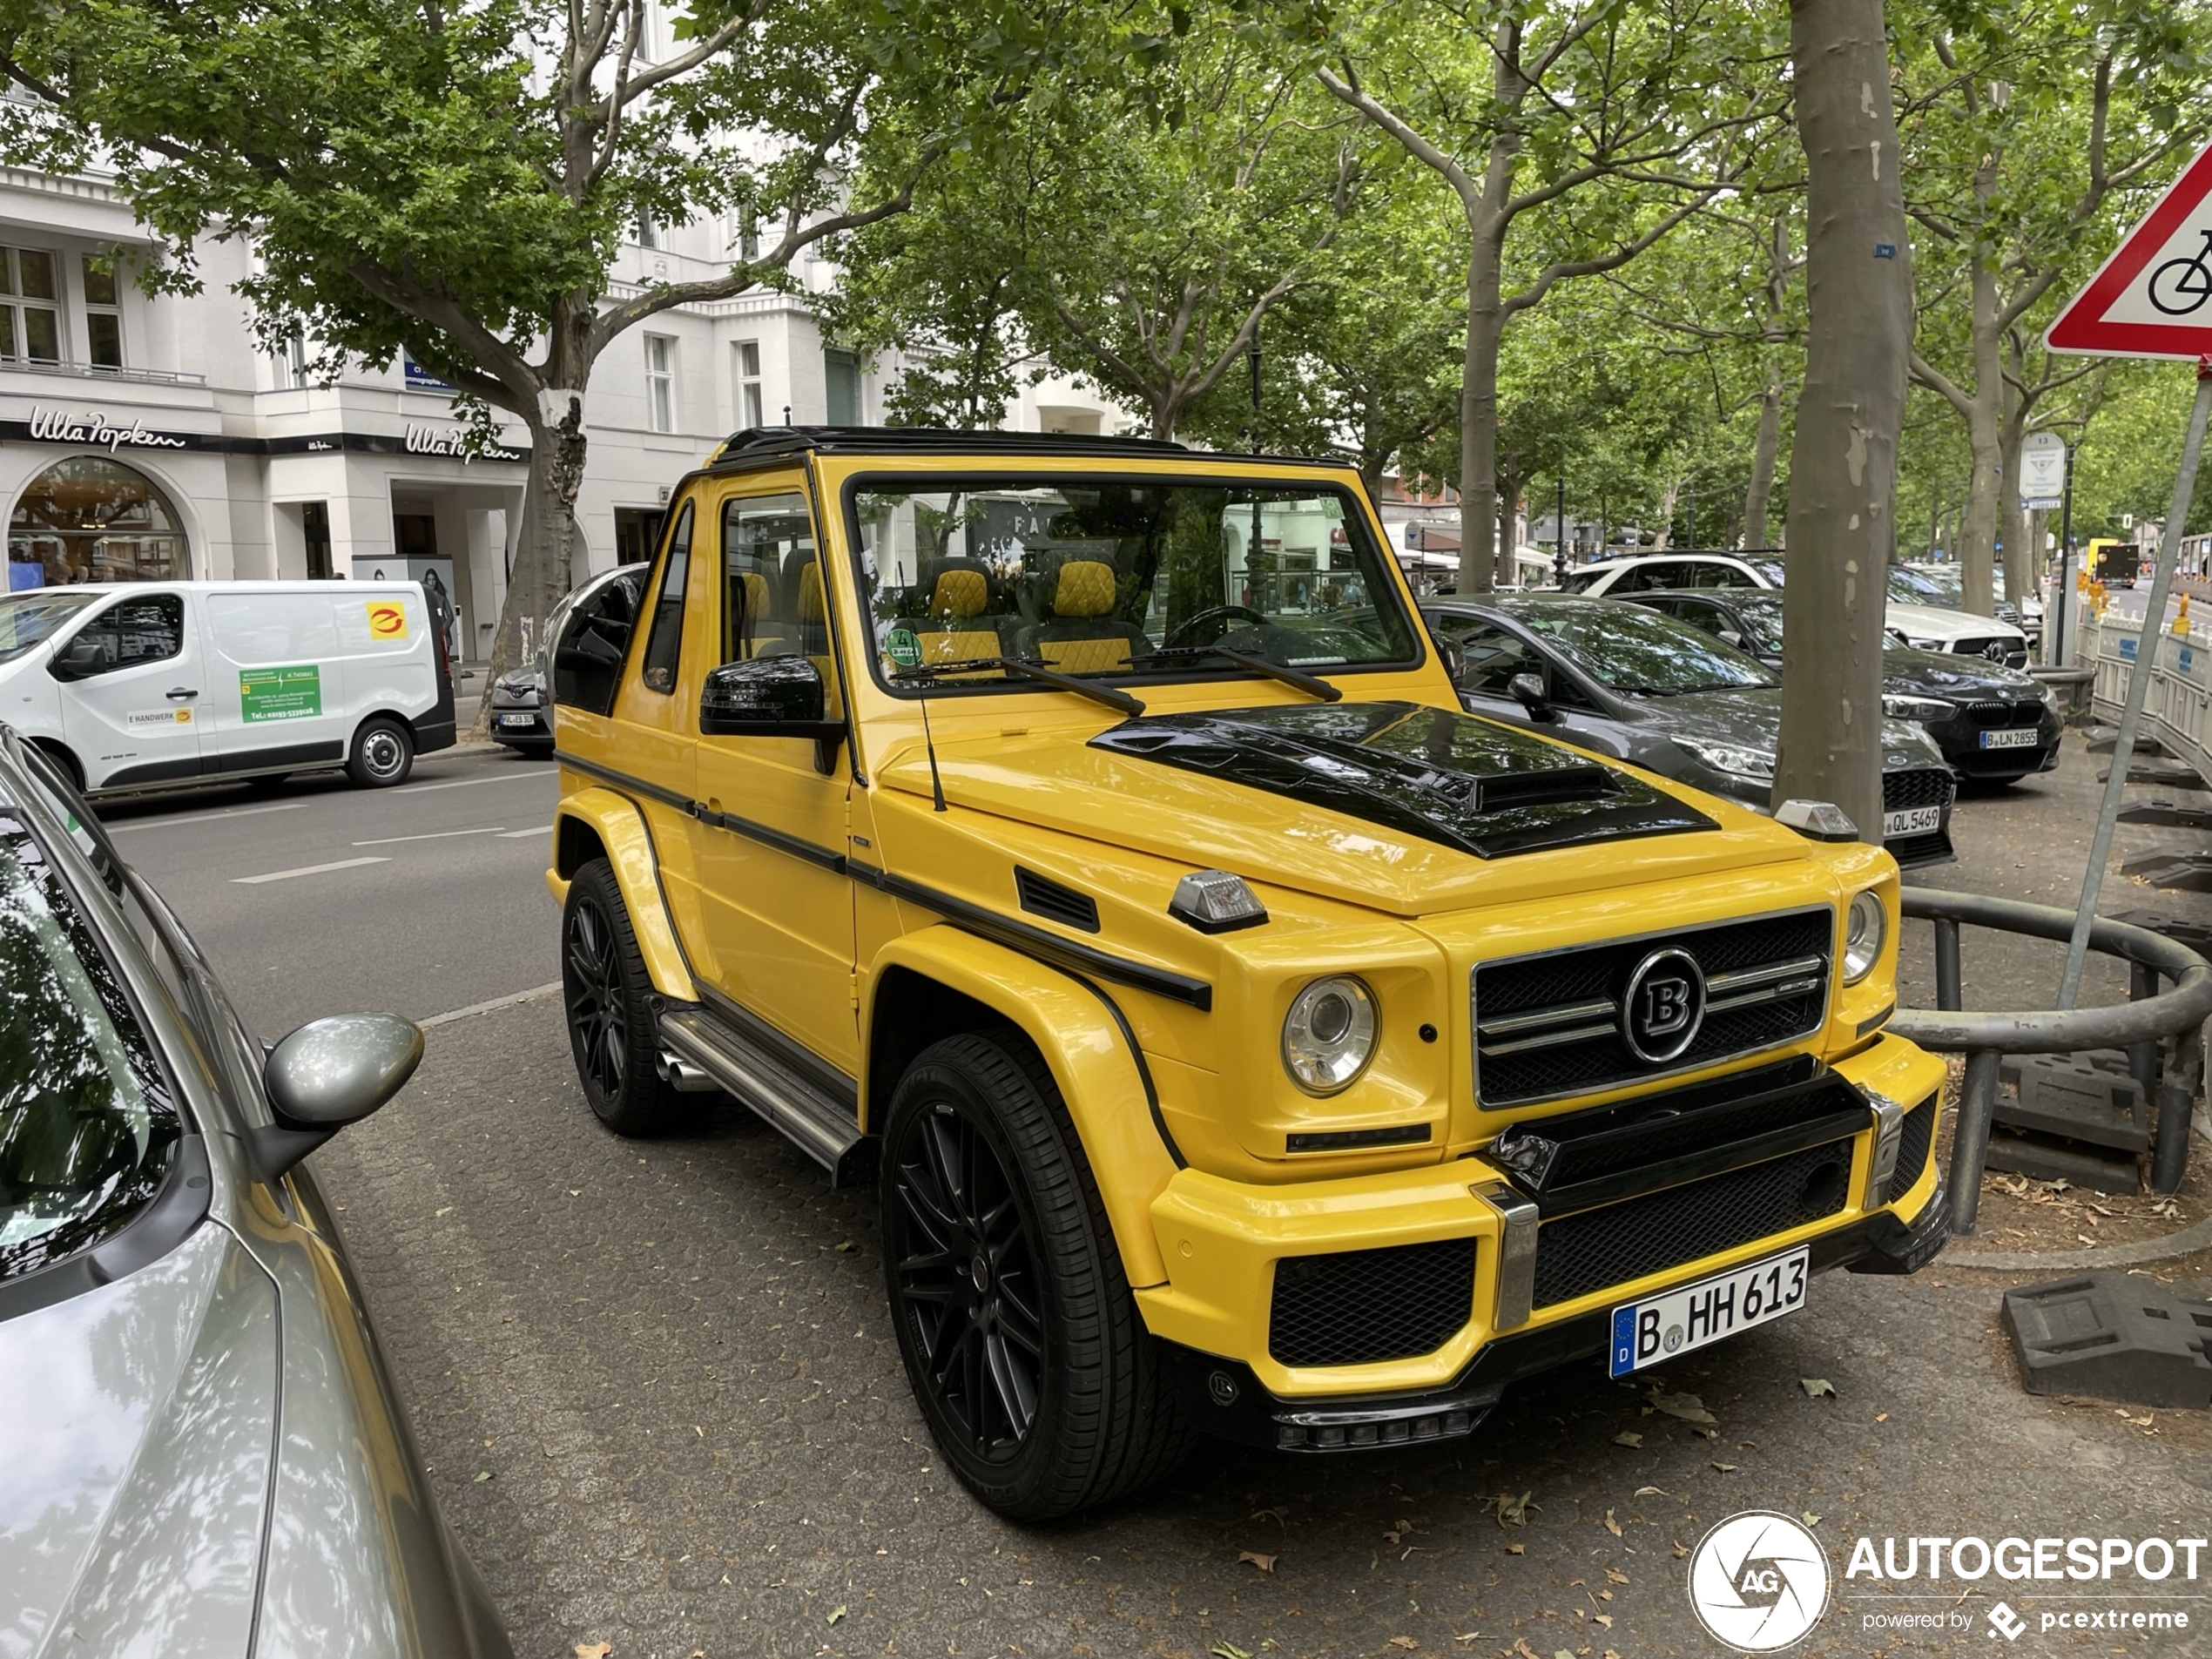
[1719, 629, 1745, 650]
[1507, 671, 1556, 721]
[249, 1013, 424, 1181]
[47, 635, 106, 682]
[699, 656, 846, 772]
[1433, 634, 1465, 682]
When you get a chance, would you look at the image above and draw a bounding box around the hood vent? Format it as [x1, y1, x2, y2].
[1015, 867, 1100, 933]
[1473, 763, 1612, 813]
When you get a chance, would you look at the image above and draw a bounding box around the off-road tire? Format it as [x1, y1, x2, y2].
[881, 1032, 1192, 1521]
[560, 859, 691, 1136]
[346, 716, 415, 787]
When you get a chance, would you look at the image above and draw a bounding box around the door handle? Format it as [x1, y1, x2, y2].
[165, 688, 199, 701]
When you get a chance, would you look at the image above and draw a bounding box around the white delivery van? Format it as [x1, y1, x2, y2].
[0, 581, 456, 795]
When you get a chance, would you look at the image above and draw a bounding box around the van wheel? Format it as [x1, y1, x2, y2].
[881, 1033, 1190, 1521]
[347, 718, 415, 787]
[560, 859, 691, 1136]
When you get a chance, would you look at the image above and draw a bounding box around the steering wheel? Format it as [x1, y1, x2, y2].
[1164, 604, 1272, 650]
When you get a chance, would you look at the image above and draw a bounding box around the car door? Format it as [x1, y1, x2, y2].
[56, 590, 206, 789]
[199, 589, 354, 777]
[688, 475, 860, 1075]
[1431, 614, 1629, 758]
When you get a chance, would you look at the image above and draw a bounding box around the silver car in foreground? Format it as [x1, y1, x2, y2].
[0, 730, 509, 1659]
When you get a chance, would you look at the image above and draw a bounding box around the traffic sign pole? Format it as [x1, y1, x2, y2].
[2058, 361, 2212, 1007]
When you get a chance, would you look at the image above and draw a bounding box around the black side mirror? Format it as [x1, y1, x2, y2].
[699, 656, 846, 772]
[249, 1013, 424, 1180]
[47, 634, 107, 682]
[1507, 671, 1556, 721]
[1433, 634, 1466, 683]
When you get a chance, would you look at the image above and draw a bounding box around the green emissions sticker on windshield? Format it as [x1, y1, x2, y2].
[885, 627, 921, 668]
[239, 664, 322, 724]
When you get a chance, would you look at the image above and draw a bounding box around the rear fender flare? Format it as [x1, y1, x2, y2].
[869, 927, 1177, 1290]
[549, 788, 694, 1001]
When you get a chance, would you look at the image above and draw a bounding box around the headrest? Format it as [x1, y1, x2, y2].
[740, 570, 771, 610]
[1053, 559, 1116, 619]
[930, 567, 989, 619]
[797, 561, 826, 623]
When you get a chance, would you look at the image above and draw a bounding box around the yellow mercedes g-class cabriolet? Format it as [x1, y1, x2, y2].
[543, 427, 1947, 1521]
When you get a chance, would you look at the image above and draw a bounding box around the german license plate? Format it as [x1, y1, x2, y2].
[1979, 727, 2040, 749]
[1883, 806, 1942, 836]
[1608, 1246, 1809, 1377]
[496, 712, 537, 728]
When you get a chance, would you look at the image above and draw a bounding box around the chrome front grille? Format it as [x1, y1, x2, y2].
[1473, 908, 1833, 1108]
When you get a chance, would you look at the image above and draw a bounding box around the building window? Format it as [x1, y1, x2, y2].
[82, 256, 121, 369]
[645, 334, 677, 433]
[732, 205, 760, 263]
[0, 248, 62, 363]
[9, 456, 189, 584]
[736, 341, 764, 428]
[825, 347, 860, 427]
[278, 333, 311, 389]
[635, 214, 660, 251]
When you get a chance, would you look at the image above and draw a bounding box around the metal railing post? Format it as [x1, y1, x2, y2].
[2152, 1022, 2203, 1195]
[1946, 1049, 2002, 1236]
[2128, 961, 2161, 1097]
[1934, 919, 1963, 1012]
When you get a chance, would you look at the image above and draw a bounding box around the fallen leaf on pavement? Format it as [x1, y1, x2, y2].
[1238, 1549, 1276, 1573]
[1386, 1519, 1413, 1545]
[826, 1606, 846, 1625]
[1605, 1568, 1629, 1585]
[1612, 1432, 1642, 1447]
[1594, 1612, 1614, 1628]
[1803, 1512, 1822, 1528]
[1634, 1486, 1668, 1497]
[1712, 1461, 1738, 1473]
[1649, 1391, 1716, 1426]
[1495, 1490, 1534, 1527]
[473, 1471, 492, 1482]
[1505, 1542, 1525, 1554]
[1602, 1508, 1622, 1537]
[1210, 1644, 1251, 1659]
[1874, 1412, 1890, 1423]
[574, 1646, 610, 1659]
[1388, 1640, 1419, 1652]
[1673, 1539, 1689, 1559]
[1512, 1640, 1542, 1659]
[1800, 1378, 1836, 1399]
[833, 1239, 856, 1252]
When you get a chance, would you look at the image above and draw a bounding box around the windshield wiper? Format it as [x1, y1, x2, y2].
[891, 656, 1145, 717]
[1128, 645, 1343, 702]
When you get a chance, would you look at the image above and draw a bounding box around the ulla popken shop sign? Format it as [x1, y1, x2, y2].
[2, 405, 529, 462]
[402, 423, 525, 464]
[24, 407, 190, 453]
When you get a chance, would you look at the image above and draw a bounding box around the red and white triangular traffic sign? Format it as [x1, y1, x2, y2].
[2048, 142, 2212, 358]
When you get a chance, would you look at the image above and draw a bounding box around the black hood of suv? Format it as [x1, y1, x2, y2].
[1089, 701, 1718, 860]
[1881, 644, 2040, 699]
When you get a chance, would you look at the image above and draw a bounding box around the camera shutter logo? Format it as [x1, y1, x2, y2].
[1622, 946, 1706, 1064]
[1686, 1511, 1831, 1651]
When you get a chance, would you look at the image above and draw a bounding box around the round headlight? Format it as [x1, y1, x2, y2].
[1281, 975, 1378, 1095]
[1844, 890, 1886, 983]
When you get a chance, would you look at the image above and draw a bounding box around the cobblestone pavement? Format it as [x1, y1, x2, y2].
[314, 766, 2212, 1659]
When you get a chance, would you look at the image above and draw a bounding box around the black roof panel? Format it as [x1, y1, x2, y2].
[708, 424, 1357, 471]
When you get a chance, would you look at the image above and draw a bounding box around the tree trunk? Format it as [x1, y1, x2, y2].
[1458, 239, 1506, 592]
[1958, 221, 2004, 613]
[1653, 478, 1682, 550]
[1775, 0, 1912, 845]
[1999, 401, 2030, 604]
[1744, 372, 1785, 547]
[480, 392, 586, 734]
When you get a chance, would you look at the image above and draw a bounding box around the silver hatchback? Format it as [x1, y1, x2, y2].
[0, 731, 509, 1659]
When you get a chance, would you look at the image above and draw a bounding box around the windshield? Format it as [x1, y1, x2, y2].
[1503, 598, 1777, 694]
[1888, 565, 1956, 608]
[846, 475, 1420, 693]
[1732, 593, 1787, 653]
[0, 591, 98, 664]
[0, 802, 180, 1282]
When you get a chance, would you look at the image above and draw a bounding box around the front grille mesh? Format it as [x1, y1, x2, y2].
[1269, 1238, 1477, 1366]
[1531, 1140, 1855, 1309]
[1474, 911, 1831, 1107]
[1889, 1102, 1934, 1198]
[1882, 769, 1955, 812]
[1966, 698, 2043, 729]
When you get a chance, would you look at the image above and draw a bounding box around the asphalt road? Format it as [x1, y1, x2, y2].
[102, 738, 2212, 1658]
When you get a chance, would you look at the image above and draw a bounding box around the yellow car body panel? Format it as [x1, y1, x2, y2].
[550, 786, 696, 1001]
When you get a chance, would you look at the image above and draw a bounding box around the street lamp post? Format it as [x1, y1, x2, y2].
[1554, 476, 1568, 584]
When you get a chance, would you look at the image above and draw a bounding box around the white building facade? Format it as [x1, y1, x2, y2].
[0, 164, 1130, 662]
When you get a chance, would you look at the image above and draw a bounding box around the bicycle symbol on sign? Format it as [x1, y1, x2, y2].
[2148, 227, 2212, 316]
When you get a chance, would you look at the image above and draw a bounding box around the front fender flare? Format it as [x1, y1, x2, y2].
[869, 928, 1178, 1290]
[549, 787, 695, 1002]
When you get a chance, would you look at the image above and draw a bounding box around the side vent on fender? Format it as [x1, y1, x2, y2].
[1015, 867, 1101, 934]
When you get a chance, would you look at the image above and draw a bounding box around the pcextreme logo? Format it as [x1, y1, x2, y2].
[1686, 1511, 1831, 1651]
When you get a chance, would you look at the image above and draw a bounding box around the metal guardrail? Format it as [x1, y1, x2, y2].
[1892, 889, 2212, 1233]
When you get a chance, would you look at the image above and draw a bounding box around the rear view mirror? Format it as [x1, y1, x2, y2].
[1508, 671, 1557, 722]
[249, 1013, 424, 1180]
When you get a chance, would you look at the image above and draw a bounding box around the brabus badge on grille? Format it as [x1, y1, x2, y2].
[1622, 947, 1707, 1064]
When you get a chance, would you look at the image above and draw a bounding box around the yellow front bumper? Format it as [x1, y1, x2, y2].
[1134, 1034, 1946, 1399]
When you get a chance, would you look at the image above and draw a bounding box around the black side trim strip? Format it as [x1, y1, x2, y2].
[212, 739, 346, 773]
[1065, 972, 1186, 1170]
[852, 859, 1214, 1012]
[697, 981, 860, 1109]
[558, 750, 847, 873]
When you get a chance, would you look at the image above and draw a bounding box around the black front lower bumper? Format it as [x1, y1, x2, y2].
[1163, 1187, 1948, 1453]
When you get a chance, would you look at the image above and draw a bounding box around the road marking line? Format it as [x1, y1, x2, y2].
[232, 856, 391, 885]
[394, 772, 552, 794]
[421, 980, 563, 1028]
[494, 824, 555, 838]
[353, 826, 509, 846]
[107, 802, 307, 833]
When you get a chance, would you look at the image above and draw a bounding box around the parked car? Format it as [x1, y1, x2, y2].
[1422, 593, 1958, 866]
[1618, 588, 2062, 783]
[1902, 561, 2042, 643]
[0, 580, 455, 794]
[0, 730, 509, 1659]
[489, 565, 648, 758]
[544, 425, 1947, 1521]
[1561, 552, 2030, 668]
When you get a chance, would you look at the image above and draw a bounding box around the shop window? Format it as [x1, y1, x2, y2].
[736, 341, 764, 428]
[0, 247, 62, 363]
[645, 334, 677, 433]
[9, 456, 188, 585]
[81, 255, 121, 369]
[825, 347, 860, 426]
[614, 508, 664, 565]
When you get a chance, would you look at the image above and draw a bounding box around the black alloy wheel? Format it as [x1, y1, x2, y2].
[881, 1034, 1190, 1521]
[559, 859, 690, 1136]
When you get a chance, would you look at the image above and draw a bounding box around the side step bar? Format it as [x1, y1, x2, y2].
[658, 1006, 870, 1186]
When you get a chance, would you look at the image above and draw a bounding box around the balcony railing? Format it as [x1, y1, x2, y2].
[0, 356, 207, 388]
